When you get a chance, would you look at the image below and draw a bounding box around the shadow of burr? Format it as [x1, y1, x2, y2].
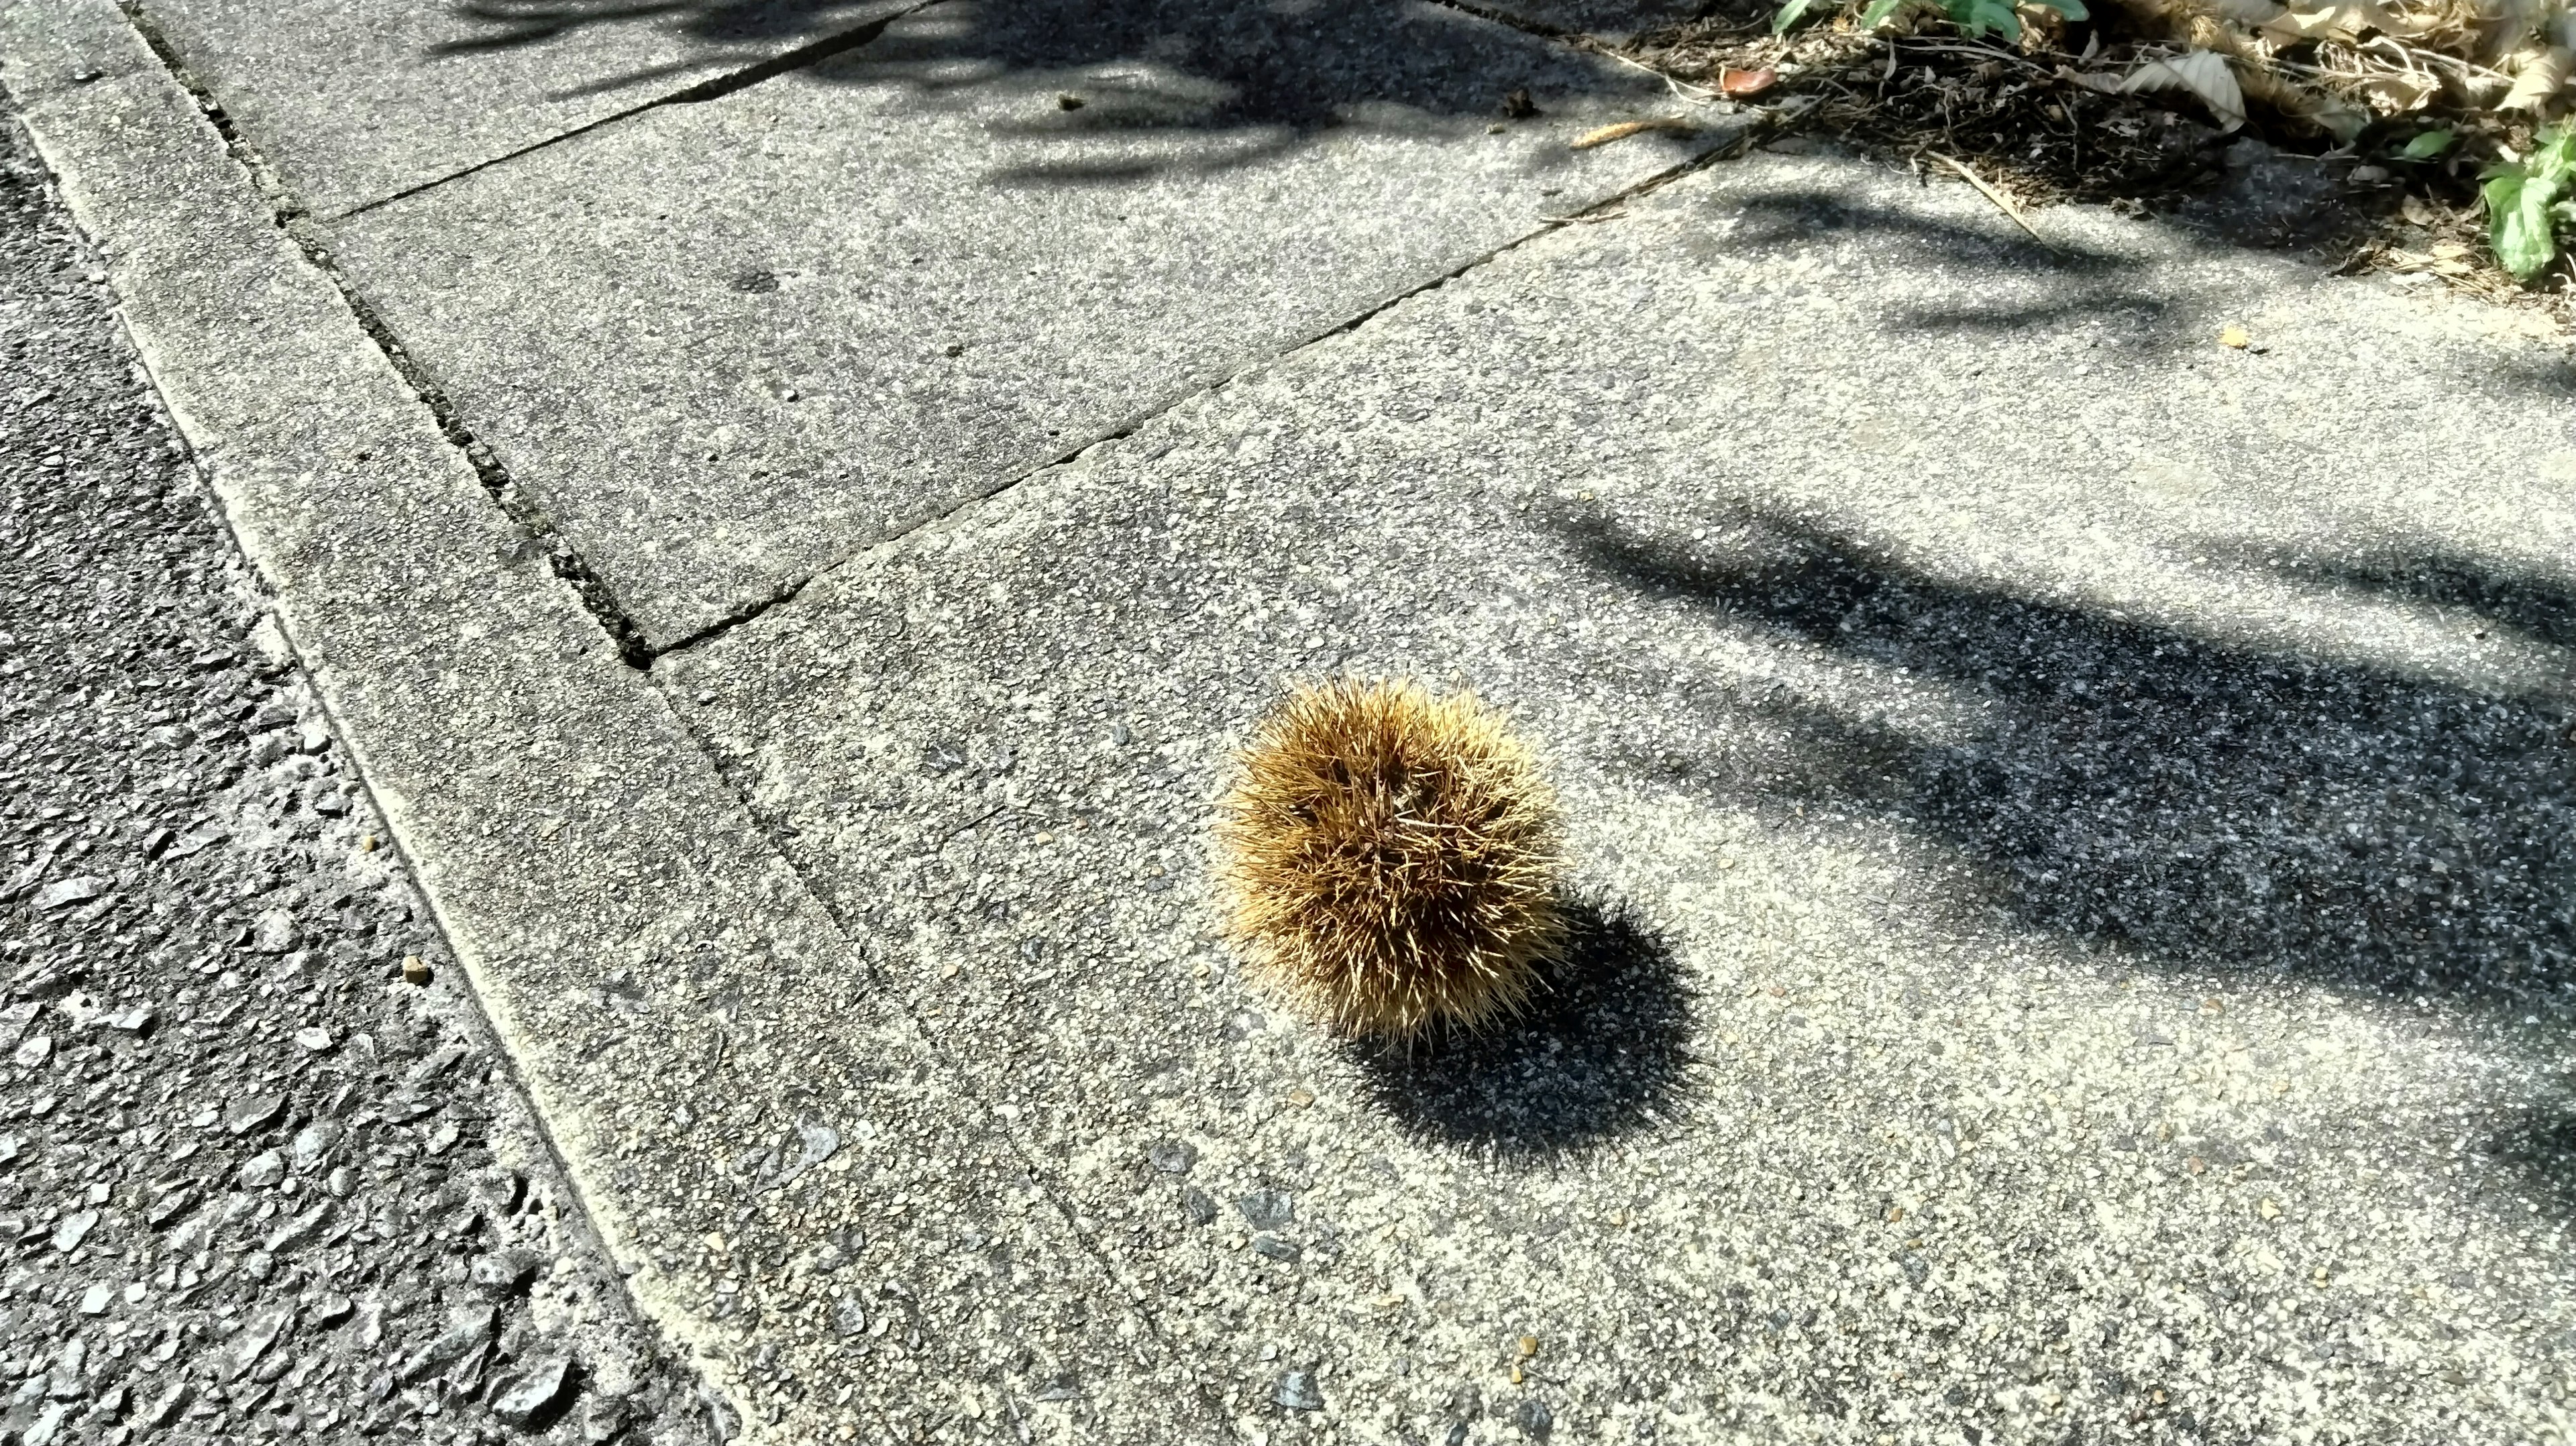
[1347, 895, 1693, 1155]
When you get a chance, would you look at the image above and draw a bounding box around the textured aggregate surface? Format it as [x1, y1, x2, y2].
[663, 153, 2576, 1443]
[134, 0, 914, 218]
[0, 118, 713, 1446]
[317, 0, 1723, 645]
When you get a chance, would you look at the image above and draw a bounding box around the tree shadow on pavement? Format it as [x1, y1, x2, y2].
[438, 0, 1666, 182]
[1551, 504, 2576, 1005]
[439, 0, 884, 54]
[1347, 895, 1694, 1156]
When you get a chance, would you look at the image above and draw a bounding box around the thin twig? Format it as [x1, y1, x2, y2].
[1927, 150, 2059, 252]
[1596, 44, 1725, 105]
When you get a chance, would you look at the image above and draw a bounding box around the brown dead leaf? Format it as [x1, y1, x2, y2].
[1719, 66, 1778, 97]
[2123, 50, 2249, 131]
[2399, 192, 2438, 225]
[2501, 45, 2572, 111]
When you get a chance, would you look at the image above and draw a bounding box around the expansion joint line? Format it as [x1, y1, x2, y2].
[111, 0, 661, 667]
[648, 113, 1768, 670]
[327, 0, 943, 224]
[658, 712, 1228, 1427]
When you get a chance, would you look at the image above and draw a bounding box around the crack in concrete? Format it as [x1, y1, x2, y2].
[115, 0, 661, 669]
[325, 3, 943, 224]
[646, 111, 1773, 667]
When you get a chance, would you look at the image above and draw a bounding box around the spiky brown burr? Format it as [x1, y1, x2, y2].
[1219, 678, 1566, 1039]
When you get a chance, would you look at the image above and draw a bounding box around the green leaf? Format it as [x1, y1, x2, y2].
[2031, 0, 2090, 19]
[2397, 128, 2453, 161]
[1947, 0, 2022, 38]
[1858, 0, 1906, 25]
[2531, 125, 2576, 188]
[2484, 166, 2559, 282]
[1771, 0, 1817, 34]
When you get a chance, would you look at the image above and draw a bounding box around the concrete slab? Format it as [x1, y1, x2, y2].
[323, 0, 1732, 648]
[131, 0, 912, 217]
[661, 152, 2576, 1440]
[2, 4, 1216, 1441]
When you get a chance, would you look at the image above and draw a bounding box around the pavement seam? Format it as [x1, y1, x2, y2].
[322, 1, 946, 225]
[645, 115, 1776, 668]
[0, 77, 725, 1444]
[113, 0, 660, 669]
[656, 710, 1242, 1436]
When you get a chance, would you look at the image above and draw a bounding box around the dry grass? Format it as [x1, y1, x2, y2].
[1219, 679, 1566, 1040]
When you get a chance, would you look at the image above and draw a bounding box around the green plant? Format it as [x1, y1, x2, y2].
[2396, 128, 2454, 162]
[1774, 0, 2086, 41]
[2483, 126, 2576, 283]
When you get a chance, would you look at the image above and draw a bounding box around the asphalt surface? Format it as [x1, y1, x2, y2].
[0, 110, 714, 1445]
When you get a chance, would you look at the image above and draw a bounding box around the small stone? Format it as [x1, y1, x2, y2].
[1274, 1371, 1324, 1411]
[325, 1165, 356, 1198]
[12, 1034, 50, 1068]
[144, 1186, 197, 1227]
[290, 1121, 336, 1172]
[1517, 1398, 1554, 1439]
[1286, 1088, 1315, 1107]
[1237, 1189, 1293, 1230]
[19, 1404, 66, 1446]
[78, 1282, 113, 1315]
[1182, 1186, 1218, 1226]
[47, 1339, 86, 1396]
[50, 1209, 98, 1252]
[293, 1026, 334, 1052]
[250, 909, 300, 954]
[402, 956, 432, 985]
[221, 1303, 294, 1380]
[1146, 1139, 1197, 1174]
[223, 1093, 286, 1135]
[831, 1298, 867, 1336]
[1251, 1233, 1301, 1262]
[262, 1201, 333, 1252]
[141, 1381, 190, 1428]
[107, 1006, 155, 1033]
[35, 876, 106, 910]
[310, 1293, 355, 1327]
[296, 721, 332, 754]
[400, 1302, 497, 1382]
[54, 991, 103, 1027]
[468, 1251, 539, 1294]
[491, 1355, 574, 1429]
[791, 1119, 839, 1172]
[581, 1398, 630, 1443]
[237, 1148, 288, 1189]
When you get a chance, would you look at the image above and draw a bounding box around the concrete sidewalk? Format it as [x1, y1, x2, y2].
[4, 0, 2575, 1441]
